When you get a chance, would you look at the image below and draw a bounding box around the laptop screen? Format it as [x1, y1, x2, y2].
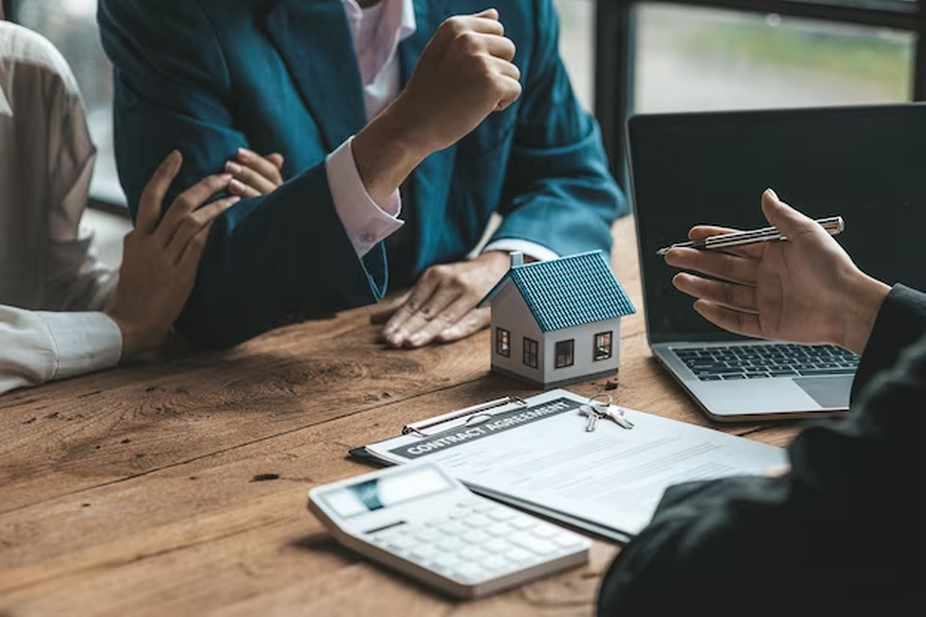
[628, 104, 926, 345]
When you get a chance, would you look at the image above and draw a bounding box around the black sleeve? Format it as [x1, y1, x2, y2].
[598, 329, 926, 616]
[852, 284, 926, 400]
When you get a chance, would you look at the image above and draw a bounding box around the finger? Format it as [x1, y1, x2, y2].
[226, 160, 279, 195]
[236, 148, 284, 186]
[664, 247, 758, 285]
[403, 295, 472, 348]
[693, 300, 763, 339]
[673, 273, 758, 313]
[494, 75, 522, 112]
[435, 308, 492, 343]
[485, 54, 520, 81]
[371, 293, 411, 325]
[481, 33, 517, 62]
[177, 220, 215, 274]
[267, 153, 285, 171]
[687, 225, 766, 260]
[137, 150, 182, 234]
[166, 195, 240, 262]
[228, 178, 262, 199]
[156, 173, 232, 246]
[445, 13, 503, 37]
[389, 283, 463, 348]
[383, 272, 445, 345]
[761, 188, 818, 238]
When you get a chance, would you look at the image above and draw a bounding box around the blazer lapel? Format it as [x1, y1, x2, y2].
[264, 0, 366, 152]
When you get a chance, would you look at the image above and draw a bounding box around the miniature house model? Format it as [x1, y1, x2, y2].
[477, 251, 636, 389]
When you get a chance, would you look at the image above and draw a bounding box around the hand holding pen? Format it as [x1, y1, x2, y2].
[662, 189, 890, 355]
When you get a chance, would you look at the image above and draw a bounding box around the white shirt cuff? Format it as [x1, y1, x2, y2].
[36, 311, 123, 380]
[483, 240, 560, 262]
[326, 137, 404, 258]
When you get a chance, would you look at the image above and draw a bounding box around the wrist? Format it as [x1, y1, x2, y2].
[353, 102, 430, 206]
[838, 271, 891, 355]
[105, 313, 158, 361]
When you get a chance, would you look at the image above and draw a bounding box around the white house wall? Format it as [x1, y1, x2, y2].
[490, 285, 546, 384]
[542, 318, 622, 386]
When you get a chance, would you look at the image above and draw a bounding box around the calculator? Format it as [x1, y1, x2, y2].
[307, 462, 591, 599]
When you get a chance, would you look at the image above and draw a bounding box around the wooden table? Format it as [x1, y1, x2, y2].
[0, 219, 801, 617]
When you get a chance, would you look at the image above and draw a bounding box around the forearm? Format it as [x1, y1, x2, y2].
[175, 164, 388, 348]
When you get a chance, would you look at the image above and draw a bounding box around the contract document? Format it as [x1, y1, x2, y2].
[353, 389, 787, 542]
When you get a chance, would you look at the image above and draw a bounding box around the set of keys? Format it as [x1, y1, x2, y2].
[578, 394, 634, 431]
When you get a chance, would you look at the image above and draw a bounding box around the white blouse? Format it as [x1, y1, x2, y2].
[0, 22, 122, 395]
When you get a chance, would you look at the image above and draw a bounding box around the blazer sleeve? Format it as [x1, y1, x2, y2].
[490, 0, 627, 259]
[597, 331, 926, 615]
[851, 284, 926, 401]
[98, 0, 388, 348]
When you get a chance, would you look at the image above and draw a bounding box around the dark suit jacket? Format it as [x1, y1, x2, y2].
[597, 284, 926, 615]
[97, 0, 625, 348]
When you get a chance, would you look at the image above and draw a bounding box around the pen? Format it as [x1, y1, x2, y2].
[656, 216, 845, 256]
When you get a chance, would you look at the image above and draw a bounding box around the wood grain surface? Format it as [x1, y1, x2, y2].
[0, 218, 808, 617]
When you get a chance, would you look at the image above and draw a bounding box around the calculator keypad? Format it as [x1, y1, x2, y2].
[367, 498, 588, 584]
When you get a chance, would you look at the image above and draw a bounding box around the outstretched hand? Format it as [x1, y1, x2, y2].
[664, 189, 890, 355]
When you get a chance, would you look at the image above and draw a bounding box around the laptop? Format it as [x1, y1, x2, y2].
[627, 104, 926, 422]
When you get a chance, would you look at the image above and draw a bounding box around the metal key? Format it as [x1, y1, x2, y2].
[578, 405, 599, 432]
[598, 405, 634, 430]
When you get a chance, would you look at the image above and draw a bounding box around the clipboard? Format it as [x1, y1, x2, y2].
[348, 389, 786, 543]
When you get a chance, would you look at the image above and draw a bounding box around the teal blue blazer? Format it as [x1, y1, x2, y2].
[98, 0, 627, 347]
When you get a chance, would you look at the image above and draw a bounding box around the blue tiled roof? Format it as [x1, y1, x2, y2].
[478, 251, 636, 332]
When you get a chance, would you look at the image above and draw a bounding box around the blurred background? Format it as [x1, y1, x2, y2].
[4, 0, 920, 268]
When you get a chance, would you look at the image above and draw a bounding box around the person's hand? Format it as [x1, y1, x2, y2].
[224, 148, 284, 198]
[371, 251, 512, 348]
[352, 8, 522, 206]
[664, 189, 890, 355]
[105, 151, 240, 359]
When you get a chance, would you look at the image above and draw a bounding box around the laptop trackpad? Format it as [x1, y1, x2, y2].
[793, 376, 853, 409]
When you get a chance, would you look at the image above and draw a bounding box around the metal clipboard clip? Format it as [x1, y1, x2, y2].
[402, 396, 529, 438]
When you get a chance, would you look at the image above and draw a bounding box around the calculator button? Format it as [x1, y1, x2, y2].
[432, 553, 462, 570]
[386, 536, 416, 551]
[486, 522, 511, 537]
[531, 524, 559, 539]
[458, 546, 488, 562]
[465, 530, 490, 545]
[411, 544, 439, 561]
[462, 514, 492, 529]
[504, 547, 536, 563]
[486, 507, 516, 522]
[414, 528, 442, 543]
[482, 538, 512, 554]
[509, 516, 538, 531]
[481, 555, 511, 571]
[472, 501, 497, 513]
[553, 533, 586, 549]
[437, 537, 466, 552]
[448, 509, 469, 520]
[439, 521, 467, 536]
[453, 562, 486, 582]
[510, 532, 558, 556]
[423, 517, 447, 528]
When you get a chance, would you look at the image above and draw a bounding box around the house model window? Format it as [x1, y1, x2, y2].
[595, 332, 613, 361]
[555, 340, 575, 369]
[478, 251, 636, 389]
[496, 328, 511, 357]
[523, 338, 539, 369]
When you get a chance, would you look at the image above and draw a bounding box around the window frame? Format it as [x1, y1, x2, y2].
[523, 337, 540, 368]
[555, 339, 576, 369]
[595, 0, 926, 185]
[496, 327, 511, 358]
[594, 331, 613, 361]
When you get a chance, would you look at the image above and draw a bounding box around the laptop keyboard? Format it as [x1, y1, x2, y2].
[672, 344, 860, 381]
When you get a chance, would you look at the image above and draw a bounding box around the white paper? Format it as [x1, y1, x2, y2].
[366, 389, 787, 539]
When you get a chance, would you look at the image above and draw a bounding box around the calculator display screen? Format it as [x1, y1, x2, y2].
[323, 466, 454, 519]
